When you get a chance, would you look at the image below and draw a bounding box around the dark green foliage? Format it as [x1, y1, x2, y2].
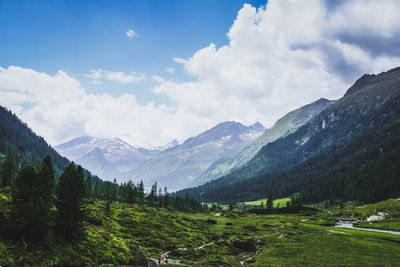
[176, 68, 400, 205]
[10, 157, 55, 241]
[0, 152, 17, 188]
[85, 174, 93, 200]
[56, 162, 86, 239]
[0, 105, 70, 174]
[106, 201, 111, 215]
[118, 180, 201, 211]
[267, 192, 274, 209]
[233, 239, 256, 252]
[290, 194, 302, 207]
[178, 96, 400, 205]
[206, 219, 217, 224]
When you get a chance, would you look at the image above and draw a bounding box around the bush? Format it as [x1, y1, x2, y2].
[206, 219, 217, 224]
[233, 239, 257, 252]
[243, 225, 258, 232]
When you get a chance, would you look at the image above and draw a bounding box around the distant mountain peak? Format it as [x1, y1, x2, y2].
[55, 135, 163, 181]
[249, 122, 265, 131]
[156, 139, 180, 151]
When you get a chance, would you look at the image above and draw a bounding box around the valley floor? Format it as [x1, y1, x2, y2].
[1, 198, 400, 266]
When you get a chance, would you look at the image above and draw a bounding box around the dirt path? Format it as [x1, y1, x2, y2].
[194, 241, 214, 250]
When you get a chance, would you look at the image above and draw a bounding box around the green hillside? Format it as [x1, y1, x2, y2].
[0, 106, 70, 173]
[197, 98, 333, 185]
[1, 192, 400, 266]
[177, 68, 400, 204]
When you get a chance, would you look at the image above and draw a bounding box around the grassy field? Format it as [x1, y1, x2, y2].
[1, 193, 400, 265]
[244, 197, 291, 207]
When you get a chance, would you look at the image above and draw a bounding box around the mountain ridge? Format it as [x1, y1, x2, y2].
[130, 121, 265, 190]
[177, 67, 400, 203]
[196, 97, 334, 185]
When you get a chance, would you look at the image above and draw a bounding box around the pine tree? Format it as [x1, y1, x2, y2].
[93, 180, 100, 199]
[0, 152, 17, 187]
[164, 187, 169, 207]
[138, 181, 145, 204]
[36, 156, 56, 236]
[267, 192, 274, 209]
[112, 178, 118, 202]
[10, 158, 55, 241]
[56, 162, 86, 239]
[85, 174, 93, 200]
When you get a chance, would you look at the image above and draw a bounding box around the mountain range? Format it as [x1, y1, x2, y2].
[55, 136, 165, 181]
[129, 121, 265, 190]
[2, 67, 399, 204]
[177, 67, 400, 204]
[54, 98, 333, 190]
[196, 98, 333, 185]
[55, 121, 266, 190]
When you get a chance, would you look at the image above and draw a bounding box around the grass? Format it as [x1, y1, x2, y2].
[244, 197, 291, 207]
[1, 193, 400, 265]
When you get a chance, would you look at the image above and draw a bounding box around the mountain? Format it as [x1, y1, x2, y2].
[130, 121, 265, 191]
[55, 136, 163, 181]
[197, 98, 333, 185]
[0, 105, 70, 173]
[178, 67, 400, 204]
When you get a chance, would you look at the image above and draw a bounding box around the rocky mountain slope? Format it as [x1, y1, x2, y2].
[197, 98, 333, 185]
[178, 67, 400, 203]
[131, 121, 265, 190]
[55, 136, 165, 181]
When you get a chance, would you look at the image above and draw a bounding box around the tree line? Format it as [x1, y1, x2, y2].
[0, 153, 202, 243]
[178, 98, 400, 205]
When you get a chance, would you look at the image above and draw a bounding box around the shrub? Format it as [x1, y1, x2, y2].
[233, 239, 257, 252]
[206, 219, 217, 224]
[243, 225, 258, 232]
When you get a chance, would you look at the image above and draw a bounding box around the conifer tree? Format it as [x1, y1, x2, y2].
[36, 156, 56, 235]
[85, 174, 93, 200]
[138, 180, 145, 204]
[56, 162, 86, 239]
[0, 152, 17, 187]
[267, 192, 274, 209]
[11, 158, 55, 241]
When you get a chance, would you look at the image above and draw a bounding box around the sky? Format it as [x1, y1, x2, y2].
[1, 0, 400, 147]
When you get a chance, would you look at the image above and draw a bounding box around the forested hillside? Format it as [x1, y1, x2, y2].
[0, 106, 70, 173]
[178, 67, 400, 204]
[197, 98, 333, 184]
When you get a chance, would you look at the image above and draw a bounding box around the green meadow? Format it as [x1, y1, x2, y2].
[1, 192, 400, 266]
[243, 197, 291, 208]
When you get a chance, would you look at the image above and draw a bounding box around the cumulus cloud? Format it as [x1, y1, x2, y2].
[155, 0, 400, 128]
[165, 67, 175, 73]
[85, 69, 146, 84]
[1, 0, 400, 148]
[126, 29, 137, 39]
[0, 66, 210, 146]
[173, 57, 188, 64]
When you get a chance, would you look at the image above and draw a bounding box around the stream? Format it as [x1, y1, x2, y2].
[335, 222, 400, 235]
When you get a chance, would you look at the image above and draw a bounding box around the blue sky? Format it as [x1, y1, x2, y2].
[0, 0, 266, 105]
[1, 0, 399, 146]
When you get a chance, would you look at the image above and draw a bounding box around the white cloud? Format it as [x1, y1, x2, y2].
[1, 0, 400, 148]
[165, 67, 175, 73]
[126, 29, 137, 39]
[85, 69, 146, 84]
[0, 66, 210, 146]
[173, 57, 188, 64]
[156, 0, 400, 128]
